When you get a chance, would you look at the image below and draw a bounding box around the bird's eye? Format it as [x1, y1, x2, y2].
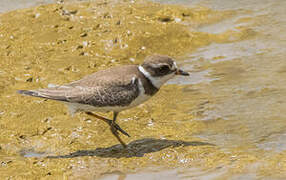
[159, 65, 169, 72]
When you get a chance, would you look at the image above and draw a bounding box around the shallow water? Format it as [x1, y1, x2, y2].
[0, 0, 286, 179]
[0, 0, 54, 13]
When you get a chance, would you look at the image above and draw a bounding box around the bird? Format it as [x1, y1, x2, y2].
[18, 55, 189, 147]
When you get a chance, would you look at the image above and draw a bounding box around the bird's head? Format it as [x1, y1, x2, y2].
[139, 55, 189, 88]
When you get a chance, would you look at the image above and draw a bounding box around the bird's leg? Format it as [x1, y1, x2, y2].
[85, 112, 130, 137]
[85, 112, 111, 124]
[85, 111, 128, 147]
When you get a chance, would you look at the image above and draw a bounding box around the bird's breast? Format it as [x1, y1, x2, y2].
[127, 78, 152, 108]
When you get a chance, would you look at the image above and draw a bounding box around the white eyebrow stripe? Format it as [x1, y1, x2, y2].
[157, 63, 169, 66]
[150, 63, 168, 68]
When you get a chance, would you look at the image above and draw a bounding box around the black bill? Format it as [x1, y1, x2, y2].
[175, 69, 189, 76]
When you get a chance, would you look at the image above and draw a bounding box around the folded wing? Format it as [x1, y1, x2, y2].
[18, 77, 139, 107]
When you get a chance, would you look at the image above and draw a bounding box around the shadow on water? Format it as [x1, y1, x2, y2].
[45, 138, 214, 159]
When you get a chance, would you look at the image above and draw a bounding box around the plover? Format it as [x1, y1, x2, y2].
[18, 55, 189, 147]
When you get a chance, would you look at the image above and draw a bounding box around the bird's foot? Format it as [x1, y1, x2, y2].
[111, 122, 130, 137]
[85, 112, 130, 137]
[110, 125, 127, 148]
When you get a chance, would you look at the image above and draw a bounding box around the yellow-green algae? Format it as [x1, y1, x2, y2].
[0, 0, 280, 179]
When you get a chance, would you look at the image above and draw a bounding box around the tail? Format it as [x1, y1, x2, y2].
[17, 90, 42, 97]
[17, 89, 68, 102]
